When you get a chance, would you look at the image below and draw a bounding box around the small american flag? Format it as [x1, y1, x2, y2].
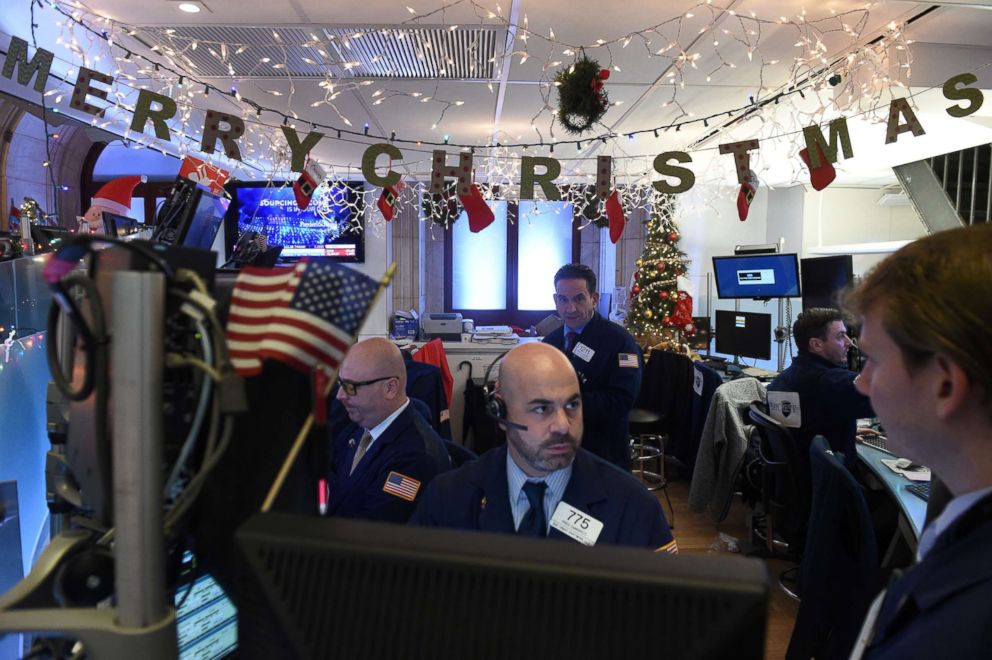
[226, 259, 380, 376]
[382, 471, 421, 501]
[618, 353, 639, 368]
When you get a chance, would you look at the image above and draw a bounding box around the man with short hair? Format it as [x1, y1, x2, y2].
[411, 342, 675, 552]
[543, 263, 642, 470]
[767, 307, 874, 468]
[329, 337, 451, 523]
[847, 224, 992, 658]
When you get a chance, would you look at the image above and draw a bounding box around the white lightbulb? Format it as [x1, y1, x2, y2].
[177, 3, 201, 13]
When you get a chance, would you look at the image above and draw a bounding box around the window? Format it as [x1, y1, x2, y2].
[445, 200, 580, 328]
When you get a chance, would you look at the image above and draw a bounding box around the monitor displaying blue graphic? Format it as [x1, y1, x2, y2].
[175, 553, 238, 660]
[227, 181, 364, 262]
[712, 253, 801, 299]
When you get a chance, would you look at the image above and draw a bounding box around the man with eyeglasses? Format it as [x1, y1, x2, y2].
[411, 342, 675, 551]
[328, 337, 451, 523]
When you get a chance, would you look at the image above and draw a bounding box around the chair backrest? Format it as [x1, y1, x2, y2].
[788, 435, 880, 660]
[748, 402, 811, 549]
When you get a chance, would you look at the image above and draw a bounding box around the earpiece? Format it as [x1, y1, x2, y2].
[483, 350, 527, 431]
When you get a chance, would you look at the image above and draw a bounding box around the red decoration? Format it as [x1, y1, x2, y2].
[655, 261, 666, 271]
[633, 270, 640, 280]
[631, 284, 640, 295]
[668, 232, 680, 242]
[660, 291, 669, 299]
[671, 291, 693, 327]
[662, 315, 672, 325]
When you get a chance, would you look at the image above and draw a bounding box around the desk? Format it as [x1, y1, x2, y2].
[856, 443, 927, 564]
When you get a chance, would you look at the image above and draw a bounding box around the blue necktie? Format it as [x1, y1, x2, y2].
[517, 481, 548, 537]
[564, 331, 578, 353]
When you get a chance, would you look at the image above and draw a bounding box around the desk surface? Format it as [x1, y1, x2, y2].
[856, 443, 928, 541]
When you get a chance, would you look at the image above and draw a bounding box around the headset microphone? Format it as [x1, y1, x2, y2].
[482, 350, 528, 431]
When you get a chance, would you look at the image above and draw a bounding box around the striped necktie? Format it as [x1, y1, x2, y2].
[350, 430, 372, 475]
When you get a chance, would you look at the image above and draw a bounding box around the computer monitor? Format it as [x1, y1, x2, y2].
[174, 552, 238, 660]
[800, 255, 853, 311]
[712, 253, 801, 299]
[101, 211, 138, 238]
[234, 513, 769, 659]
[714, 309, 772, 360]
[181, 191, 229, 252]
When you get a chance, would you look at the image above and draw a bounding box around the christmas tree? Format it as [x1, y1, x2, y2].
[625, 197, 696, 346]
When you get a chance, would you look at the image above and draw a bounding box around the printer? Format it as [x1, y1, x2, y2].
[421, 312, 463, 341]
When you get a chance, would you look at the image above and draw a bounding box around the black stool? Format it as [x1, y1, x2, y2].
[629, 409, 675, 529]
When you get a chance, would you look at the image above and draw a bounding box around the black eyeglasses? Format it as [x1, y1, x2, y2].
[338, 375, 397, 396]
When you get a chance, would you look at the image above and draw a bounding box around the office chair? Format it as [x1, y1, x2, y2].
[787, 436, 881, 660]
[747, 402, 811, 566]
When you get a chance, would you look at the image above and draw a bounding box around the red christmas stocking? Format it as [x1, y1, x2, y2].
[799, 144, 836, 191]
[377, 180, 406, 221]
[293, 160, 326, 210]
[458, 184, 495, 233]
[671, 291, 693, 326]
[605, 189, 626, 244]
[737, 169, 759, 222]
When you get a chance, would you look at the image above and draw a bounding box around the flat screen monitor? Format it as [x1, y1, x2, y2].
[800, 255, 853, 311]
[175, 552, 238, 660]
[182, 190, 229, 252]
[714, 309, 772, 360]
[101, 211, 138, 238]
[234, 513, 768, 659]
[225, 181, 364, 262]
[712, 253, 801, 299]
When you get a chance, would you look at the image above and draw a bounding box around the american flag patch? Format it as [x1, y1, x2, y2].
[382, 471, 421, 501]
[618, 353, 639, 368]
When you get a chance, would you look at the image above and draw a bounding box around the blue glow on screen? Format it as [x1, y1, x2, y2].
[234, 184, 363, 260]
[713, 254, 801, 299]
[518, 202, 572, 310]
[452, 201, 507, 309]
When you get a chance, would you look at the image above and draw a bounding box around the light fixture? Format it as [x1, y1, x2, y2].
[178, 3, 201, 13]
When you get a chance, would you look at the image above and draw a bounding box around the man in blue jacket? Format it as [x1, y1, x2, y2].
[848, 224, 992, 659]
[768, 307, 874, 470]
[542, 263, 642, 470]
[411, 342, 675, 552]
[329, 338, 451, 523]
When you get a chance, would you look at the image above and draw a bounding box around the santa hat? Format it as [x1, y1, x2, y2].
[91, 175, 147, 216]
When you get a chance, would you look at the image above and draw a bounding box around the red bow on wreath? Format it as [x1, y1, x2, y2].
[590, 69, 610, 93]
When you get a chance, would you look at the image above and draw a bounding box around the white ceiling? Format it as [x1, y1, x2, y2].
[9, 0, 992, 187]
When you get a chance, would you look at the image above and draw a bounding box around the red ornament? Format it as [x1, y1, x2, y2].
[631, 284, 640, 295]
[668, 232, 680, 242]
[659, 290, 669, 299]
[633, 270, 640, 280]
[662, 315, 671, 325]
[655, 261, 666, 271]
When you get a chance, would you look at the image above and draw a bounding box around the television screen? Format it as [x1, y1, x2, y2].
[801, 255, 853, 311]
[227, 181, 364, 262]
[714, 310, 772, 360]
[712, 253, 801, 299]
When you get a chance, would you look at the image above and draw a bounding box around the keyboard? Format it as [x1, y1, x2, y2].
[857, 434, 891, 454]
[906, 481, 931, 502]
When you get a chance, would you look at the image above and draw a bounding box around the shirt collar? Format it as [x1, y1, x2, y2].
[506, 449, 573, 530]
[918, 484, 992, 560]
[366, 398, 411, 446]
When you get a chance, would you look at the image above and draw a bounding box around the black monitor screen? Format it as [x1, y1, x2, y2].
[182, 190, 229, 251]
[234, 513, 768, 659]
[714, 309, 772, 360]
[101, 211, 138, 238]
[800, 255, 853, 311]
[712, 253, 801, 299]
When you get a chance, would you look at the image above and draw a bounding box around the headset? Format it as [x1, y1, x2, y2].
[482, 350, 528, 431]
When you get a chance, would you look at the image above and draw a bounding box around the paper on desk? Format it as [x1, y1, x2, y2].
[880, 458, 932, 482]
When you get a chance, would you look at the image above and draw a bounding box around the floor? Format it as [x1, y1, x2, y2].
[655, 478, 799, 660]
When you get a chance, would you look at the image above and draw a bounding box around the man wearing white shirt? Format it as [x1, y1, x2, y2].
[847, 224, 992, 659]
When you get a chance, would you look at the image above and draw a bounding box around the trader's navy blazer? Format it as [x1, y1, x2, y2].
[863, 491, 992, 658]
[410, 445, 674, 551]
[329, 404, 451, 523]
[543, 312, 643, 470]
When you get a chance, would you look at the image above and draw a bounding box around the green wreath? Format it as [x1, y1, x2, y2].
[554, 57, 611, 135]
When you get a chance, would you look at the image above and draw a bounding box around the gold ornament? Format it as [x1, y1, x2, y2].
[645, 309, 653, 319]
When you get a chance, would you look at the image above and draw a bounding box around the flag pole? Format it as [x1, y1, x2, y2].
[260, 261, 398, 513]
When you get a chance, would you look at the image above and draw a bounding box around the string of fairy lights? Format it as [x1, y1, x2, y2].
[6, 0, 964, 224]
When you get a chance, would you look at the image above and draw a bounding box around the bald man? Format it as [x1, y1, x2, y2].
[411, 342, 675, 551]
[328, 338, 451, 523]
